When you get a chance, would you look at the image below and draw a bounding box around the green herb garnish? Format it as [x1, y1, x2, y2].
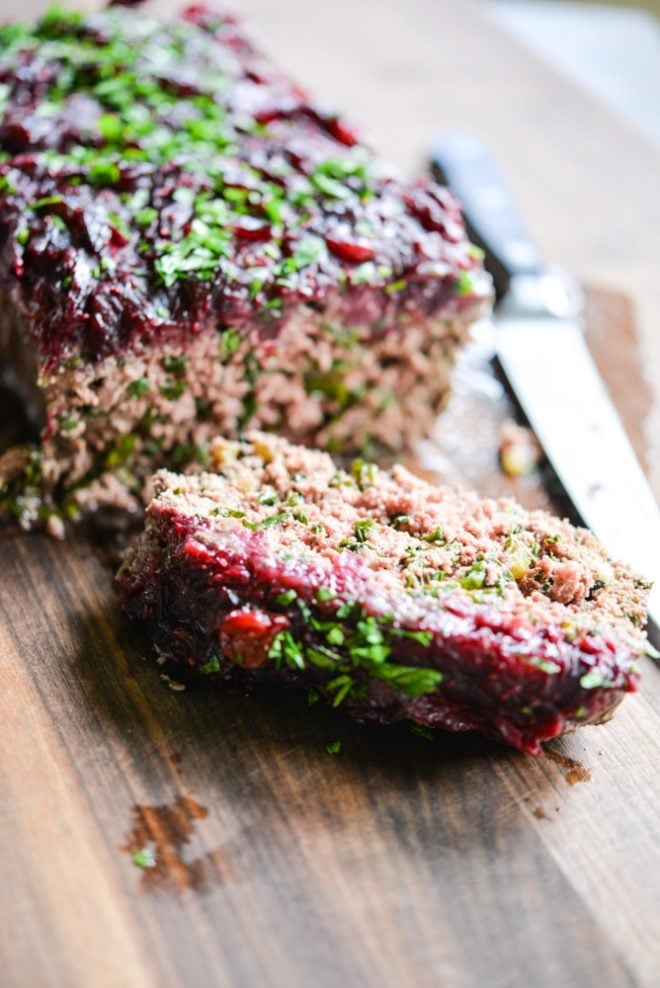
[126, 377, 150, 398]
[370, 664, 442, 697]
[131, 848, 156, 869]
[580, 669, 612, 690]
[199, 656, 221, 674]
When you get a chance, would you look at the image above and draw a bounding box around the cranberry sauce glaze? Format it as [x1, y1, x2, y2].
[119, 502, 640, 756]
[0, 5, 488, 369]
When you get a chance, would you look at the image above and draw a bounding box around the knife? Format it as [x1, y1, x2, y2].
[430, 132, 660, 646]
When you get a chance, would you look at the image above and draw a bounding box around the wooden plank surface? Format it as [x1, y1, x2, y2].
[1, 3, 659, 987]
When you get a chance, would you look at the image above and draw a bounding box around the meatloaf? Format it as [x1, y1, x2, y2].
[0, 5, 489, 533]
[117, 433, 650, 754]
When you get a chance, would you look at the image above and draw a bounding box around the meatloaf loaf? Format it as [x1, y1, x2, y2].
[0, 5, 489, 533]
[117, 433, 650, 754]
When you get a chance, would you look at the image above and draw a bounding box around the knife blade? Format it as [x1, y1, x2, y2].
[431, 132, 659, 644]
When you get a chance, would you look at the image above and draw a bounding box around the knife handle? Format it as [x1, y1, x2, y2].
[430, 132, 544, 299]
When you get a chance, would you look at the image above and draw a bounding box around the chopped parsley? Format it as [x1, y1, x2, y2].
[268, 630, 305, 671]
[126, 377, 150, 398]
[371, 664, 443, 697]
[409, 724, 435, 740]
[327, 674, 354, 706]
[159, 379, 186, 401]
[351, 459, 378, 488]
[257, 490, 278, 506]
[532, 658, 562, 676]
[353, 518, 374, 543]
[316, 587, 336, 602]
[131, 847, 156, 869]
[580, 669, 612, 690]
[220, 328, 242, 360]
[161, 354, 187, 375]
[265, 598, 440, 705]
[199, 655, 221, 675]
[422, 527, 445, 545]
[459, 560, 487, 591]
[453, 270, 474, 296]
[58, 414, 78, 433]
[258, 511, 287, 529]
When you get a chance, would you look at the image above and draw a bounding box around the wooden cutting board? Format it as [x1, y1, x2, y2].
[1, 284, 658, 988]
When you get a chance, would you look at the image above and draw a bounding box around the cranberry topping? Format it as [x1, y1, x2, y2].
[218, 608, 290, 669]
[0, 4, 488, 367]
[325, 237, 375, 264]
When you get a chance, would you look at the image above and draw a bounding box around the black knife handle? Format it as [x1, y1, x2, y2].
[430, 132, 544, 299]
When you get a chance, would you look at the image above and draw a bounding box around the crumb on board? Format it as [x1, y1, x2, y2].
[499, 420, 543, 477]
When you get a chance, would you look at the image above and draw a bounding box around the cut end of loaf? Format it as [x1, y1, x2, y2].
[117, 433, 651, 754]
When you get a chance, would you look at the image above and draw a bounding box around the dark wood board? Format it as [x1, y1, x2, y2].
[1, 3, 660, 987]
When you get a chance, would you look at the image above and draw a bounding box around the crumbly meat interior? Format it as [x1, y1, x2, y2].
[0, 306, 470, 532]
[148, 433, 649, 644]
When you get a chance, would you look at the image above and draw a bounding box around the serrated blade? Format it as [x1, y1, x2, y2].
[495, 314, 660, 641]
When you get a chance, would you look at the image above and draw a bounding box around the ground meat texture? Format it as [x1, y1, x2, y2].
[116, 433, 651, 755]
[0, 5, 489, 531]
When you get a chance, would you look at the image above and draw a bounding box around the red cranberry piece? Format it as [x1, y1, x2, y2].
[11, 152, 38, 172]
[325, 237, 374, 263]
[254, 108, 280, 125]
[218, 608, 289, 669]
[245, 68, 268, 85]
[577, 636, 603, 656]
[220, 610, 277, 635]
[404, 187, 463, 238]
[182, 4, 211, 25]
[327, 116, 358, 147]
[0, 121, 33, 152]
[109, 225, 128, 249]
[232, 217, 272, 241]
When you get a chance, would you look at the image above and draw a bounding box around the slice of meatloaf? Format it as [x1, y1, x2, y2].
[0, 5, 489, 533]
[116, 433, 650, 754]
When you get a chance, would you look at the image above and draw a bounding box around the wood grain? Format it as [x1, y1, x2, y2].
[1, 4, 659, 987]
